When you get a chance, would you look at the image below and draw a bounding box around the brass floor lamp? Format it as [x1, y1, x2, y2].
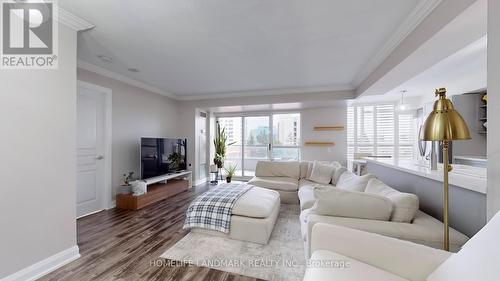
[421, 88, 470, 251]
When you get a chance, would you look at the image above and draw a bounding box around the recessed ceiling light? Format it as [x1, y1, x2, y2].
[127, 68, 140, 73]
[97, 55, 113, 63]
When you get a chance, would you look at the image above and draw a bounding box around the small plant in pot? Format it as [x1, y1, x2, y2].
[122, 171, 134, 186]
[224, 164, 237, 183]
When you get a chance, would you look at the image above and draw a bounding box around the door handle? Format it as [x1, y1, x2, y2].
[96, 155, 104, 160]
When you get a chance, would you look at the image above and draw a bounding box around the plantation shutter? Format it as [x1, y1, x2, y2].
[347, 104, 415, 160]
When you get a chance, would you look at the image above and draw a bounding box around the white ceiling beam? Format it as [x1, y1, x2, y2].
[352, 0, 442, 87]
[356, 0, 485, 98]
[58, 7, 95, 31]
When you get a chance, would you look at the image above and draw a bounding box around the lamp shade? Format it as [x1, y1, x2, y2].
[421, 88, 471, 141]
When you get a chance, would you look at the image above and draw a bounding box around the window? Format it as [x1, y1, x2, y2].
[398, 112, 416, 160]
[218, 117, 242, 176]
[347, 104, 415, 160]
[272, 113, 301, 161]
[218, 113, 301, 177]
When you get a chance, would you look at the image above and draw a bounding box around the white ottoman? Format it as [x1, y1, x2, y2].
[192, 186, 280, 244]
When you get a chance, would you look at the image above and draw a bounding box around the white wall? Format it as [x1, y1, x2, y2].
[0, 25, 78, 278]
[77, 69, 180, 201]
[487, 0, 500, 219]
[300, 107, 347, 165]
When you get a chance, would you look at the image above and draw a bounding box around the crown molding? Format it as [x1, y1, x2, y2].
[176, 84, 355, 101]
[352, 0, 442, 87]
[58, 7, 95, 31]
[77, 60, 178, 99]
[77, 60, 353, 101]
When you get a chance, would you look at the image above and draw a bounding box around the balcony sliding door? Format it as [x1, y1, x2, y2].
[244, 116, 270, 176]
[218, 113, 300, 178]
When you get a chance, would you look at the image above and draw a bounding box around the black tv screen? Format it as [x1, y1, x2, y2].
[140, 138, 187, 179]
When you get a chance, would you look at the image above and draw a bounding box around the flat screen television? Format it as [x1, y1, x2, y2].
[140, 137, 187, 179]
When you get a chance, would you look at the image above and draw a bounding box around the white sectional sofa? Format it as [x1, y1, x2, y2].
[304, 211, 500, 281]
[248, 160, 469, 255]
[248, 161, 305, 204]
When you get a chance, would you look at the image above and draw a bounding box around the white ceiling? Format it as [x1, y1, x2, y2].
[60, 0, 425, 99]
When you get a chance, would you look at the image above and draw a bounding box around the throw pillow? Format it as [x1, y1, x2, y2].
[309, 161, 336, 184]
[311, 187, 393, 221]
[365, 178, 419, 223]
[331, 166, 347, 186]
[299, 161, 309, 179]
[336, 171, 375, 192]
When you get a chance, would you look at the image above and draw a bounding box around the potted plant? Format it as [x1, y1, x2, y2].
[122, 171, 134, 186]
[224, 164, 237, 183]
[213, 122, 235, 169]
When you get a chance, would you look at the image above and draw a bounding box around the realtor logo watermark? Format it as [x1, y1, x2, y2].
[1, 0, 58, 69]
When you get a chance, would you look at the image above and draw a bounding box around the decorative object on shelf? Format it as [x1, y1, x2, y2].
[421, 87, 470, 251]
[224, 164, 237, 183]
[304, 141, 335, 146]
[130, 180, 147, 196]
[122, 171, 135, 186]
[313, 126, 344, 131]
[396, 89, 410, 112]
[479, 93, 487, 134]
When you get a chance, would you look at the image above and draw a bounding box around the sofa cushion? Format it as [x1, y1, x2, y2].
[305, 161, 340, 179]
[306, 162, 314, 179]
[365, 178, 419, 223]
[298, 183, 315, 211]
[254, 161, 300, 179]
[304, 250, 409, 281]
[311, 187, 393, 221]
[309, 161, 336, 184]
[232, 186, 280, 218]
[332, 166, 347, 186]
[299, 161, 309, 178]
[298, 179, 333, 210]
[248, 176, 298, 191]
[304, 211, 469, 254]
[336, 171, 375, 192]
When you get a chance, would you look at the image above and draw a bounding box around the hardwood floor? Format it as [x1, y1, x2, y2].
[40, 184, 263, 281]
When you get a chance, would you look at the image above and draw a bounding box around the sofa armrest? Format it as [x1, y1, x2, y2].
[311, 223, 451, 281]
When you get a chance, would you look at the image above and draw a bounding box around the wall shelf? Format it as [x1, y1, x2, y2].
[304, 141, 335, 146]
[313, 126, 344, 131]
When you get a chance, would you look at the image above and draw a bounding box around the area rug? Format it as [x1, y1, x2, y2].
[161, 204, 306, 281]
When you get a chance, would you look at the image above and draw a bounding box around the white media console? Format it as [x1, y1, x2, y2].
[143, 170, 193, 190]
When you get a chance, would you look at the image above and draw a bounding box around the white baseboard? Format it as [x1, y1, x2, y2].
[1, 246, 80, 281]
[107, 199, 116, 210]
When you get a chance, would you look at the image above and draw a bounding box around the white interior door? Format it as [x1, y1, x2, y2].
[198, 111, 208, 181]
[76, 85, 106, 218]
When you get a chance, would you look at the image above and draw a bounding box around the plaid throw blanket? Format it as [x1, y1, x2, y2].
[183, 183, 252, 233]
